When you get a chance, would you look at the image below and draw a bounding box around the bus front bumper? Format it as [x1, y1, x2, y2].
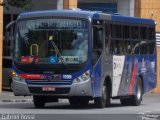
[13, 78, 93, 97]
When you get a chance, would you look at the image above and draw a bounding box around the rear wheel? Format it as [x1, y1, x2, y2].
[94, 82, 110, 108]
[120, 78, 143, 106]
[33, 96, 45, 108]
[131, 78, 143, 106]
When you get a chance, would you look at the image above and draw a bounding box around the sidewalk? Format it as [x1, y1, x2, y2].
[0, 91, 33, 103]
[0, 91, 67, 104]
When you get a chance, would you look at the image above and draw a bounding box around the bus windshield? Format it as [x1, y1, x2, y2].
[14, 18, 89, 65]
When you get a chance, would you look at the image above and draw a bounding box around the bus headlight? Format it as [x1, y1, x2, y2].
[12, 71, 25, 82]
[73, 70, 90, 84]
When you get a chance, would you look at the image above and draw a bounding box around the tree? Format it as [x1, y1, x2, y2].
[0, 0, 33, 10]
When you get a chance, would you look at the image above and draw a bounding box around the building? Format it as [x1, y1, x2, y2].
[0, 0, 160, 93]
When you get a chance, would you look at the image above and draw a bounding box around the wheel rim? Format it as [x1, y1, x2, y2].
[137, 83, 142, 100]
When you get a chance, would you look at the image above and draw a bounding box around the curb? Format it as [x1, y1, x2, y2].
[0, 99, 33, 103]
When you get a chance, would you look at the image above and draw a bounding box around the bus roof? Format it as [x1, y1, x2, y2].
[17, 10, 155, 25]
[18, 10, 101, 20]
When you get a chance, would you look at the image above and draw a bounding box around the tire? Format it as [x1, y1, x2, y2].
[131, 78, 143, 106]
[120, 78, 143, 106]
[69, 98, 89, 107]
[33, 96, 45, 108]
[94, 82, 110, 108]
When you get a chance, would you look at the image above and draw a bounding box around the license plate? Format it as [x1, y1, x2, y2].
[42, 86, 55, 91]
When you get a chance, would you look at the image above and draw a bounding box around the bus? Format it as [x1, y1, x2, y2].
[12, 10, 156, 108]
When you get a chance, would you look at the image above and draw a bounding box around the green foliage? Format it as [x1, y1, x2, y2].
[0, 0, 33, 10]
[7, 0, 32, 8]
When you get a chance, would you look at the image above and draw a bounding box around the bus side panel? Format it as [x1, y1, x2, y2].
[112, 55, 125, 97]
[92, 52, 113, 98]
[131, 56, 156, 95]
[101, 54, 113, 96]
[118, 56, 133, 96]
[141, 55, 156, 93]
[118, 56, 156, 96]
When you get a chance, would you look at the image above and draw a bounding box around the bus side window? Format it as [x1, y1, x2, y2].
[123, 25, 131, 55]
[105, 24, 113, 54]
[148, 41, 154, 54]
[140, 27, 147, 39]
[112, 24, 123, 55]
[148, 27, 155, 40]
[131, 26, 140, 54]
[132, 41, 140, 54]
[92, 27, 103, 65]
[148, 27, 155, 54]
[114, 40, 123, 54]
[124, 40, 131, 55]
[140, 42, 147, 54]
[131, 26, 139, 39]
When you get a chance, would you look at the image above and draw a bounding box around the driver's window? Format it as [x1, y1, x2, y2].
[4, 21, 15, 57]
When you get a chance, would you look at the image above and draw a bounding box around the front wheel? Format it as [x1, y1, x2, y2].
[94, 83, 110, 108]
[33, 96, 45, 108]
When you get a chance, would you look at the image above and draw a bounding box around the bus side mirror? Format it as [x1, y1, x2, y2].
[4, 21, 16, 56]
[5, 21, 16, 43]
[5, 32, 10, 41]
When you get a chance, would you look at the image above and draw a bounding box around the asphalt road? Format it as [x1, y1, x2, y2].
[0, 91, 160, 120]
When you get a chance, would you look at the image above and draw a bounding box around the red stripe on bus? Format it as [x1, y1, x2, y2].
[129, 58, 137, 95]
[19, 74, 42, 79]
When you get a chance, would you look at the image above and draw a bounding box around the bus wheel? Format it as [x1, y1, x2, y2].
[131, 78, 143, 106]
[94, 83, 109, 108]
[120, 78, 143, 106]
[33, 96, 45, 108]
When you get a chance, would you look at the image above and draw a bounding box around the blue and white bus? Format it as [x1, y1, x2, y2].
[12, 10, 156, 108]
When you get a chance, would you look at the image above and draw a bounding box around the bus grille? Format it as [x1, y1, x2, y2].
[26, 80, 72, 85]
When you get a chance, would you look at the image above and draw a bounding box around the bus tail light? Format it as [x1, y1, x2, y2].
[73, 70, 90, 83]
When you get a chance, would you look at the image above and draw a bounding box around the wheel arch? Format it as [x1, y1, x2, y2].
[104, 75, 112, 97]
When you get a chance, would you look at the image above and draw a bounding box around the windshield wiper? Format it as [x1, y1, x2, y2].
[18, 29, 38, 65]
[49, 40, 66, 65]
[30, 41, 66, 65]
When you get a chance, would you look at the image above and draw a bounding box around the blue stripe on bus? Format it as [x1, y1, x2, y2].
[111, 15, 155, 25]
